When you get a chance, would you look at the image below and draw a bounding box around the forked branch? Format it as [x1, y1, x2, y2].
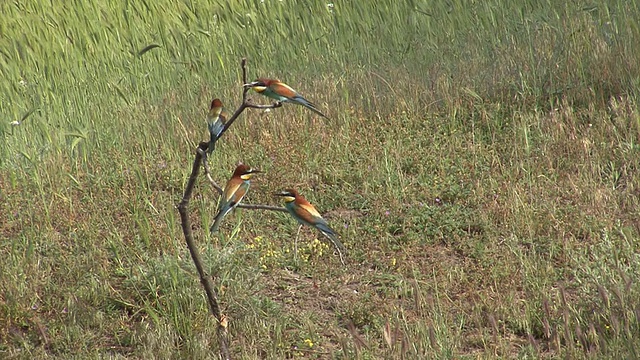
[210, 58, 283, 145]
[203, 57, 287, 213]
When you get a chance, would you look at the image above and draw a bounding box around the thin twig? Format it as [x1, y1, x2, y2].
[212, 58, 282, 144]
[238, 203, 288, 212]
[199, 148, 223, 193]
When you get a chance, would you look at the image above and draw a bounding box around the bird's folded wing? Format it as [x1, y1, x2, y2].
[271, 82, 298, 98]
[220, 181, 243, 203]
[298, 202, 323, 220]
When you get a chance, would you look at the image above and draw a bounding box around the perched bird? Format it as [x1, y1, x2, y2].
[245, 78, 329, 119]
[210, 164, 261, 233]
[206, 98, 230, 153]
[274, 189, 346, 264]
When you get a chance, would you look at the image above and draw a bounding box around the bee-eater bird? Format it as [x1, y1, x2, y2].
[206, 98, 230, 153]
[274, 189, 346, 264]
[245, 78, 329, 119]
[210, 164, 261, 233]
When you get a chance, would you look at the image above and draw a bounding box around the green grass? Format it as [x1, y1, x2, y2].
[2, 0, 640, 358]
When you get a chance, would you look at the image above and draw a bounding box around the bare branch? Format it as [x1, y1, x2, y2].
[246, 101, 283, 110]
[198, 148, 223, 194]
[237, 203, 289, 212]
[177, 142, 231, 360]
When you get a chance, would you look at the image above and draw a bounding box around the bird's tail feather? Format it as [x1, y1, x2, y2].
[207, 121, 225, 153]
[316, 223, 346, 265]
[209, 210, 226, 233]
[294, 96, 329, 119]
[306, 105, 329, 119]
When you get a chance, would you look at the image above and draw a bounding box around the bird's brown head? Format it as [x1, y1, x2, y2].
[274, 188, 299, 203]
[208, 98, 224, 119]
[211, 98, 223, 110]
[245, 78, 278, 92]
[234, 164, 262, 180]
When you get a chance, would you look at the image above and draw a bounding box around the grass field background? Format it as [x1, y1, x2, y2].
[2, 0, 640, 358]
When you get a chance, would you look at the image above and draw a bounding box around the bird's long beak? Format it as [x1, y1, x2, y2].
[273, 191, 287, 197]
[240, 169, 262, 180]
[243, 81, 260, 88]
